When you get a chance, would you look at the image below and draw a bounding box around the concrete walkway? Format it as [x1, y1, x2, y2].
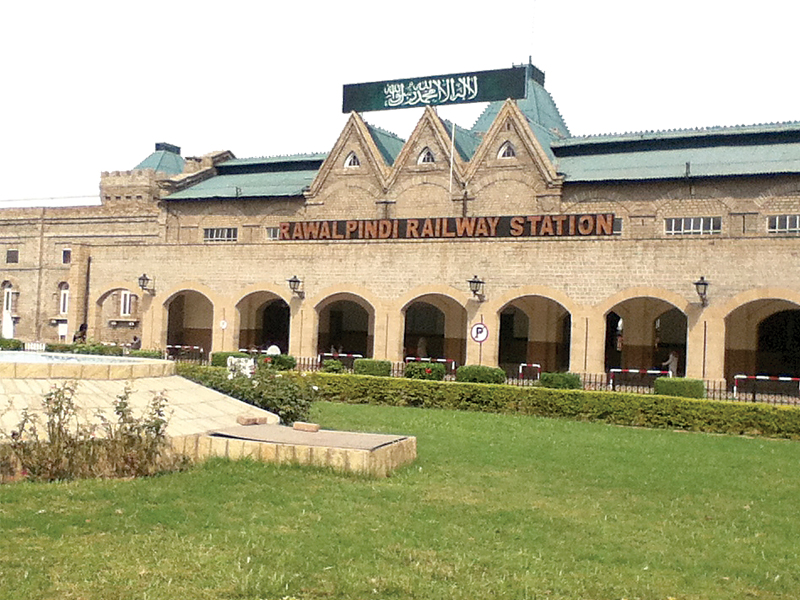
[0, 375, 279, 438]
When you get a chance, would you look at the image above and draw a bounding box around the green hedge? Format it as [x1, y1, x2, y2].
[539, 372, 582, 389]
[0, 338, 23, 350]
[456, 364, 506, 384]
[210, 351, 249, 367]
[129, 349, 164, 359]
[353, 359, 392, 377]
[177, 363, 312, 424]
[266, 354, 297, 371]
[45, 343, 123, 356]
[654, 377, 706, 399]
[404, 362, 446, 381]
[322, 359, 344, 373]
[308, 373, 800, 439]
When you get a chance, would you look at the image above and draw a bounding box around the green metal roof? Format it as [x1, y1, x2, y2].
[553, 122, 800, 181]
[472, 72, 570, 162]
[164, 154, 323, 200]
[365, 123, 405, 166]
[134, 149, 184, 175]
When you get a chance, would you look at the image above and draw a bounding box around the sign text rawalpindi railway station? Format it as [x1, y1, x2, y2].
[280, 214, 615, 241]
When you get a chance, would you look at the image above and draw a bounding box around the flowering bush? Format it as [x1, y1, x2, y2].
[404, 362, 446, 381]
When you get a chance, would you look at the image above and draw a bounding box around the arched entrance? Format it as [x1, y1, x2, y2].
[236, 292, 290, 352]
[402, 294, 467, 365]
[725, 298, 800, 382]
[317, 295, 373, 357]
[498, 296, 571, 375]
[165, 290, 213, 356]
[604, 298, 687, 375]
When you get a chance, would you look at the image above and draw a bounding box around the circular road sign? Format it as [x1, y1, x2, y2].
[470, 322, 489, 343]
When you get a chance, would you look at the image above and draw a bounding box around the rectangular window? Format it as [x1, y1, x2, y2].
[6, 249, 19, 263]
[120, 290, 132, 317]
[767, 214, 800, 235]
[203, 227, 238, 243]
[612, 217, 623, 236]
[60, 289, 69, 315]
[664, 216, 721, 235]
[266, 226, 280, 240]
[3, 288, 13, 313]
[62, 248, 72, 264]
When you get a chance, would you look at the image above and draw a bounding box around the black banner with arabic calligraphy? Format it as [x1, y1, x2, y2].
[342, 67, 527, 113]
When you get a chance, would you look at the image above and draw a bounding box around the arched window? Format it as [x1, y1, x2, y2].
[344, 152, 360, 168]
[58, 282, 69, 315]
[417, 148, 435, 164]
[498, 141, 516, 159]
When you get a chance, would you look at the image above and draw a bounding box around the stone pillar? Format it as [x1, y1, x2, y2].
[686, 309, 725, 382]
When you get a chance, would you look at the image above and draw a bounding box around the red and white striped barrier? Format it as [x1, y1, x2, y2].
[319, 352, 363, 362]
[404, 357, 457, 371]
[608, 368, 670, 389]
[733, 374, 800, 396]
[518, 363, 542, 380]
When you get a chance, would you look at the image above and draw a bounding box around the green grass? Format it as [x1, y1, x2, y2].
[2, 402, 800, 599]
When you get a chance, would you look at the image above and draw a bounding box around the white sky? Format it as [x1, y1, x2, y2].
[2, 0, 799, 205]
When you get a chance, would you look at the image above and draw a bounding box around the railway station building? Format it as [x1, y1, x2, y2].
[3, 62, 800, 386]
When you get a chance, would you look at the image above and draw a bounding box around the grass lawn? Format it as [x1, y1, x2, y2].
[2, 402, 800, 599]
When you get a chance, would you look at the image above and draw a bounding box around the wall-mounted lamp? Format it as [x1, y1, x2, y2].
[138, 273, 156, 295]
[468, 275, 485, 301]
[287, 275, 304, 299]
[694, 276, 709, 307]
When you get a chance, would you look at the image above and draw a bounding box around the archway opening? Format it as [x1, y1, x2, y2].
[725, 299, 800, 383]
[237, 292, 290, 352]
[499, 296, 571, 375]
[166, 291, 213, 356]
[604, 298, 686, 375]
[317, 299, 372, 357]
[402, 295, 467, 365]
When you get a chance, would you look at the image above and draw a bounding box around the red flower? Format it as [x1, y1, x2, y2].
[264, 357, 272, 363]
[425, 368, 432, 374]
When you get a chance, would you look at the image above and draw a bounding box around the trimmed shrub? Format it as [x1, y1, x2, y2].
[404, 362, 446, 381]
[45, 343, 123, 356]
[210, 351, 249, 367]
[307, 373, 800, 439]
[176, 363, 313, 424]
[654, 377, 706, 399]
[322, 359, 344, 373]
[0, 338, 23, 350]
[129, 349, 164, 359]
[263, 354, 296, 371]
[353, 358, 392, 377]
[539, 372, 582, 390]
[456, 364, 506, 384]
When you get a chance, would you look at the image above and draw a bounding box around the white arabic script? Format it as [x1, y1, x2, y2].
[384, 76, 479, 108]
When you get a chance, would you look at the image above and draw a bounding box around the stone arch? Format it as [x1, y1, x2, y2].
[162, 287, 216, 358]
[235, 289, 291, 353]
[401, 292, 468, 365]
[315, 292, 375, 358]
[496, 293, 573, 375]
[721, 288, 800, 382]
[597, 288, 689, 374]
[93, 285, 142, 345]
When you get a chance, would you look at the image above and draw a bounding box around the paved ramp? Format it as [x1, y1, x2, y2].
[0, 375, 279, 437]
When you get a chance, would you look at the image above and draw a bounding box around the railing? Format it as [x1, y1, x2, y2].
[23, 342, 47, 352]
[165, 345, 205, 363]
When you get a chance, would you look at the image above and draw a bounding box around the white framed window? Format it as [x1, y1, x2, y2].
[417, 148, 435, 164]
[665, 216, 721, 235]
[203, 227, 238, 243]
[58, 283, 69, 315]
[2, 284, 13, 314]
[767, 214, 800, 235]
[497, 141, 516, 159]
[613, 217, 623, 236]
[344, 152, 360, 168]
[120, 290, 132, 317]
[62, 248, 72, 264]
[266, 226, 280, 240]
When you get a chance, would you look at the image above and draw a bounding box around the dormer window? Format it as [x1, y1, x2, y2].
[418, 148, 435, 164]
[498, 141, 516, 159]
[344, 152, 360, 168]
